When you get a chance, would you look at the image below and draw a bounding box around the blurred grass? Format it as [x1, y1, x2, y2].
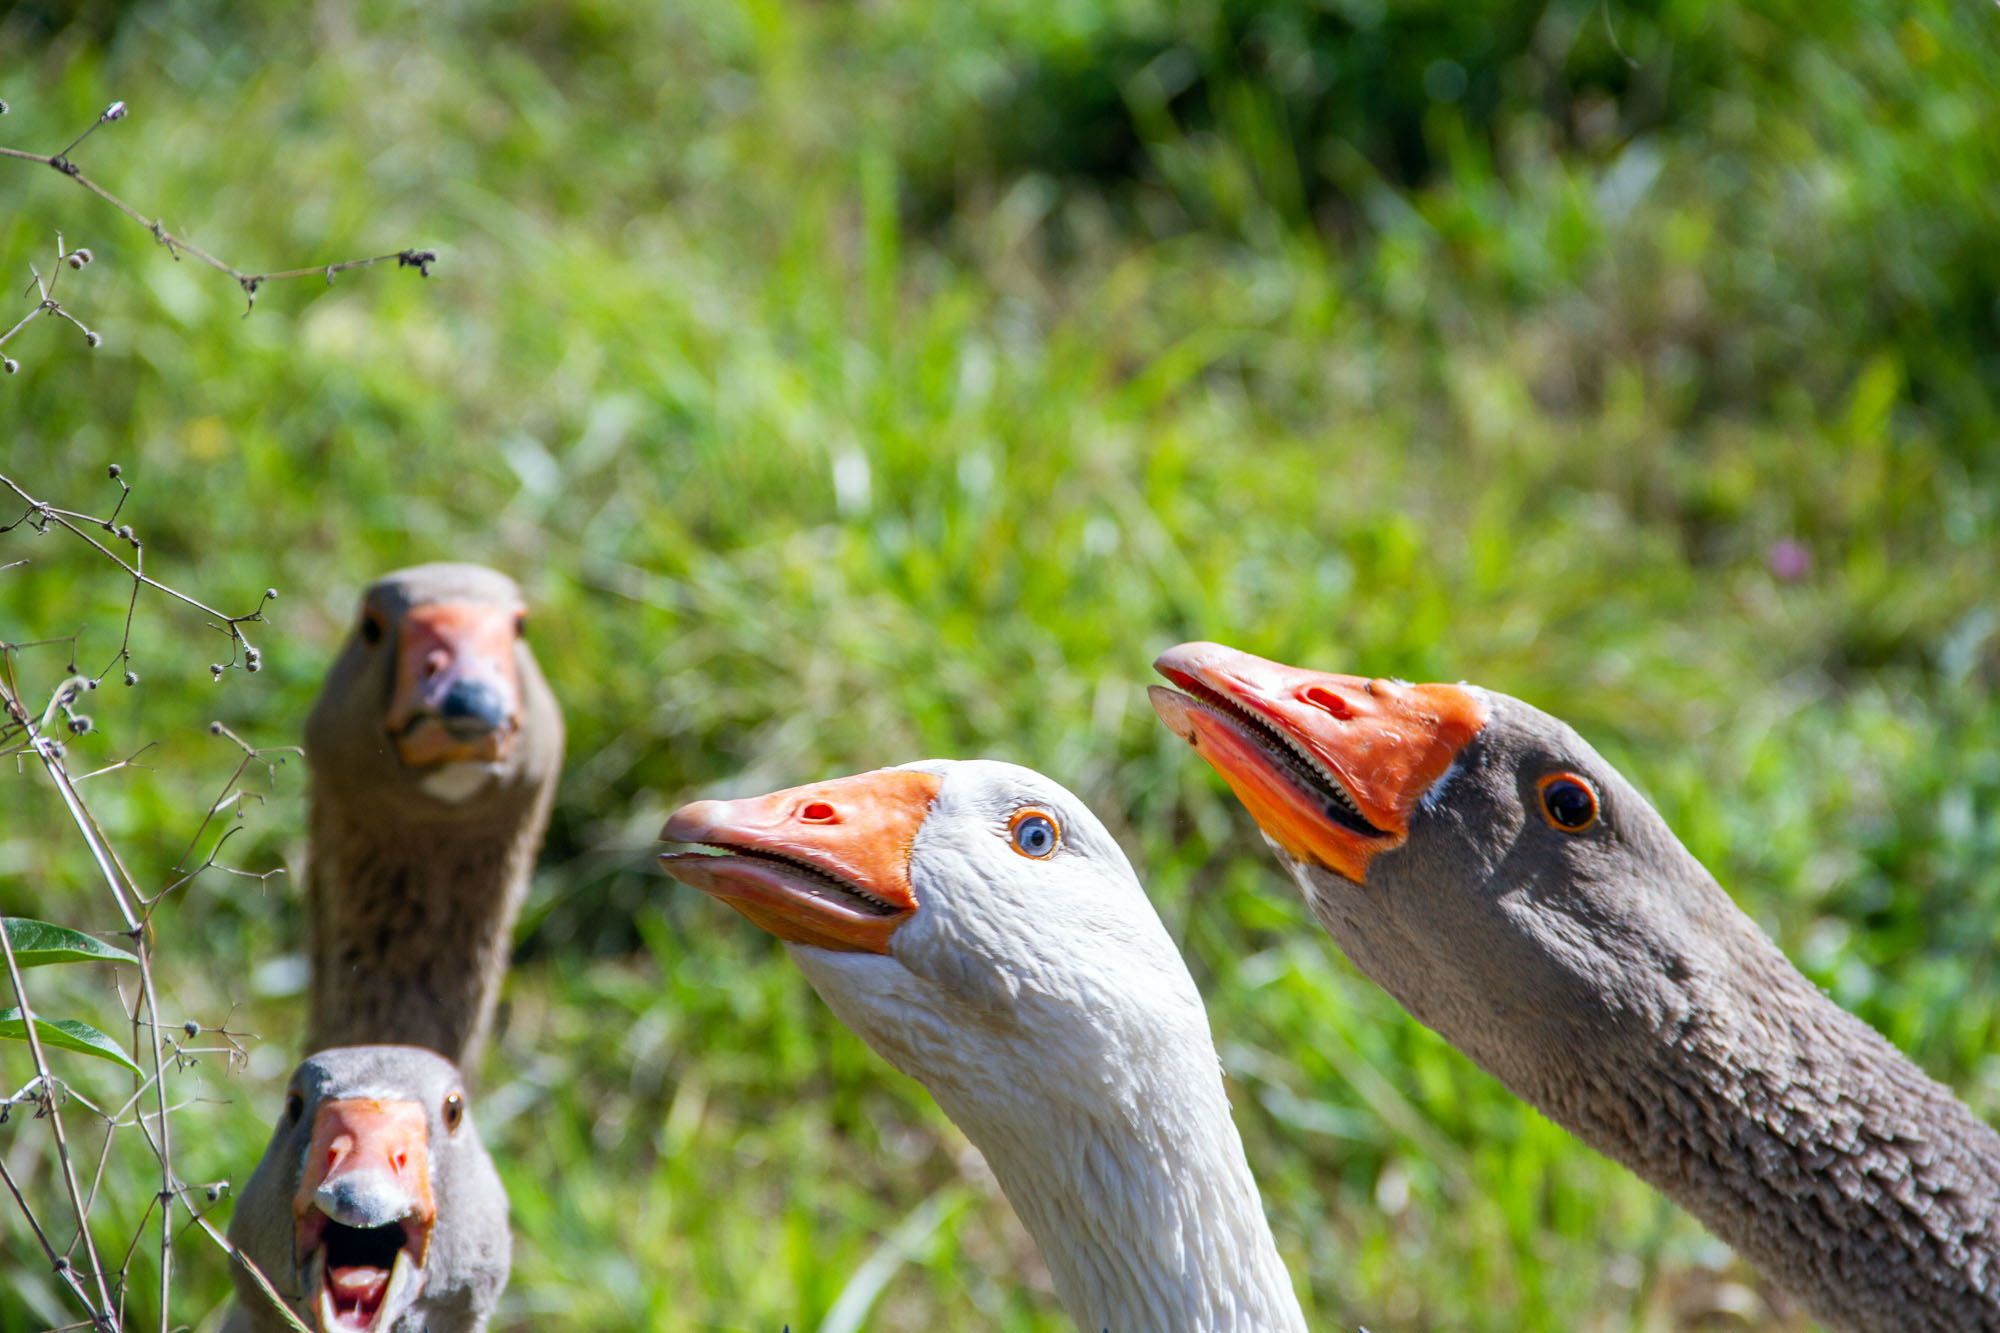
[2, 0, 1997, 1328]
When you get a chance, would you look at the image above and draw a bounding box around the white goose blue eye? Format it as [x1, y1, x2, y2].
[1008, 810, 1060, 859]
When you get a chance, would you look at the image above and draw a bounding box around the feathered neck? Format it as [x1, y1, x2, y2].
[303, 774, 554, 1069]
[1297, 855, 2000, 1333]
[802, 955, 1307, 1333]
[1563, 934, 2000, 1333]
[948, 1067, 1306, 1333]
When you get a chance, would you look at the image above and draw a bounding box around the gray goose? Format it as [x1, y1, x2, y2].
[303, 564, 563, 1070]
[659, 761, 1307, 1333]
[1151, 640, 2000, 1333]
[224, 1046, 509, 1333]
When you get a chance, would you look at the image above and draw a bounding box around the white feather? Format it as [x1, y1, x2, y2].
[790, 760, 1307, 1333]
[419, 761, 499, 803]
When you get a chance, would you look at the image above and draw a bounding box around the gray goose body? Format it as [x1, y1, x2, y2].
[303, 564, 563, 1070]
[224, 1046, 509, 1333]
[1153, 641, 2000, 1333]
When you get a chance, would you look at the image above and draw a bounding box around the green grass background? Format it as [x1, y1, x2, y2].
[2, 0, 1997, 1328]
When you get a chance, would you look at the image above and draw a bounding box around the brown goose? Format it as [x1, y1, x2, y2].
[303, 565, 563, 1069]
[659, 761, 1308, 1333]
[224, 1045, 510, 1333]
[1150, 640, 2000, 1332]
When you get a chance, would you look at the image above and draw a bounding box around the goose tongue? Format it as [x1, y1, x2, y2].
[324, 1263, 390, 1329]
[316, 1247, 422, 1332]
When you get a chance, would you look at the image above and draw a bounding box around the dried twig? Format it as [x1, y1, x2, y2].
[0, 231, 101, 374]
[0, 98, 437, 318]
[0, 465, 276, 691]
[0, 463, 294, 1332]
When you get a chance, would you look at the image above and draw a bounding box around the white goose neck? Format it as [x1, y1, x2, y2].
[786, 761, 1308, 1333]
[921, 1036, 1305, 1333]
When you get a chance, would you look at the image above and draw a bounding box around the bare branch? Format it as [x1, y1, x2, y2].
[0, 99, 436, 317]
[2, 462, 293, 1331]
[0, 466, 275, 685]
[0, 899, 121, 1319]
[0, 233, 100, 374]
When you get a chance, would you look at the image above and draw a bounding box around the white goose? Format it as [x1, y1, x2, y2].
[660, 759, 1307, 1333]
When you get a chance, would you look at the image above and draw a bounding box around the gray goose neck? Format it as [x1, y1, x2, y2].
[1366, 849, 2000, 1333]
[1553, 947, 2000, 1333]
[303, 780, 553, 1069]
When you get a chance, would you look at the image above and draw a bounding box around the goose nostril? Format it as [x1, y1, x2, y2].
[1302, 686, 1351, 719]
[800, 801, 837, 823]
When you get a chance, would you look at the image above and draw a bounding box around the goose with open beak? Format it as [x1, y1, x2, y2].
[224, 1046, 509, 1333]
[1152, 640, 2000, 1332]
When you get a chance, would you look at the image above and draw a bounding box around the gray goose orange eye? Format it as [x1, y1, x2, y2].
[443, 1091, 465, 1133]
[1538, 773, 1599, 832]
[1009, 810, 1060, 859]
[284, 1090, 304, 1125]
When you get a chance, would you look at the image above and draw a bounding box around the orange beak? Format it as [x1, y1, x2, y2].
[1150, 641, 1487, 882]
[293, 1098, 435, 1267]
[385, 602, 523, 767]
[658, 768, 941, 954]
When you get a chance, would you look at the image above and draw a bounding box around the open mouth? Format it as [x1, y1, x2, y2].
[1156, 672, 1388, 839]
[1150, 641, 1488, 883]
[299, 1213, 427, 1332]
[662, 843, 905, 920]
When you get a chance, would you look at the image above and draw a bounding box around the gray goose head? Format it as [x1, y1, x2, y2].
[1152, 640, 2000, 1333]
[302, 564, 564, 1068]
[1149, 640, 1700, 1080]
[227, 1046, 509, 1333]
[305, 563, 561, 820]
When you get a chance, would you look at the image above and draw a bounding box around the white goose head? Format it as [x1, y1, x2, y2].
[661, 759, 1305, 1333]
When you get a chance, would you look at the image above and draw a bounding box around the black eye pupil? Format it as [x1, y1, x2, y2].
[1546, 781, 1594, 829]
[1015, 816, 1056, 856]
[359, 615, 382, 645]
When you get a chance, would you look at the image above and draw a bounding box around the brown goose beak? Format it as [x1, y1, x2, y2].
[658, 769, 941, 954]
[293, 1098, 435, 1333]
[385, 603, 524, 768]
[1151, 641, 1487, 881]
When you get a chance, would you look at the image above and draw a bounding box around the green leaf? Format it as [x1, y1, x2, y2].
[1, 918, 138, 968]
[0, 1009, 143, 1074]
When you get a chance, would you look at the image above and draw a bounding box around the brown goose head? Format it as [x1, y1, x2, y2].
[305, 564, 563, 821]
[1149, 641, 1772, 1088]
[227, 1046, 510, 1333]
